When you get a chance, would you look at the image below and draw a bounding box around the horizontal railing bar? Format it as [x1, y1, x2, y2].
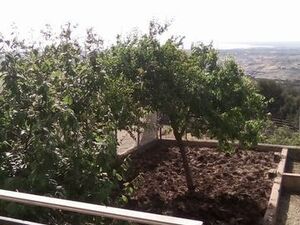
[0, 189, 203, 225]
[0, 216, 45, 225]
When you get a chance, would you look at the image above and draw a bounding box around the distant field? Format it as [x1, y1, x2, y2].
[220, 48, 300, 81]
[0, 47, 299, 82]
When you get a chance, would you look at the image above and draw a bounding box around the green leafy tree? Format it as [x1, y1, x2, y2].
[0, 25, 137, 224]
[257, 79, 285, 117]
[108, 22, 266, 192]
[257, 78, 300, 126]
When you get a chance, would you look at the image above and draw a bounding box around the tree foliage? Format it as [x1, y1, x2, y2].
[257, 78, 300, 126]
[0, 25, 137, 224]
[261, 121, 300, 146]
[189, 42, 266, 151]
[104, 23, 266, 191]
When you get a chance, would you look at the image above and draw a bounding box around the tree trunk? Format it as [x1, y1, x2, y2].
[174, 130, 195, 192]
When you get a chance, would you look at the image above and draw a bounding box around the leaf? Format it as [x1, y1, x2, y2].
[116, 173, 123, 181]
[63, 95, 73, 105]
[121, 195, 128, 204]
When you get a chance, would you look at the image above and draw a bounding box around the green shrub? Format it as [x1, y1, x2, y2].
[0, 25, 133, 224]
[261, 121, 300, 146]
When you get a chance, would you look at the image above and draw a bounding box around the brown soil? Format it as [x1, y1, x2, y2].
[126, 143, 277, 225]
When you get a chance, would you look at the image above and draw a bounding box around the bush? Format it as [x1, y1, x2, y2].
[0, 25, 132, 224]
[261, 120, 300, 146]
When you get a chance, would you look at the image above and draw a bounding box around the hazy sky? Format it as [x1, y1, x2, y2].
[0, 0, 300, 47]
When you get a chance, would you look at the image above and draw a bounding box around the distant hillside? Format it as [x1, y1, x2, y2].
[220, 47, 300, 81]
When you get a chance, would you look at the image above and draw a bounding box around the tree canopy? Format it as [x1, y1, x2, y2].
[0, 25, 139, 224]
[103, 23, 266, 191]
[257, 78, 300, 126]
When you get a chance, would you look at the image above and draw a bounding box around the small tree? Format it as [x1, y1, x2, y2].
[0, 25, 140, 223]
[109, 23, 266, 192]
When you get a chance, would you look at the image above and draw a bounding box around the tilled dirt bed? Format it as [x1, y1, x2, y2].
[125, 143, 277, 225]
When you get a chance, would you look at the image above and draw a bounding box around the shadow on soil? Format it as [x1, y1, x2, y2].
[128, 191, 264, 225]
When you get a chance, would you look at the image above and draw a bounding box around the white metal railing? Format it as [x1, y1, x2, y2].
[0, 216, 44, 225]
[0, 189, 203, 225]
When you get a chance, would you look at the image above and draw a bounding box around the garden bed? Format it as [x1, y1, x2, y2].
[125, 143, 278, 225]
